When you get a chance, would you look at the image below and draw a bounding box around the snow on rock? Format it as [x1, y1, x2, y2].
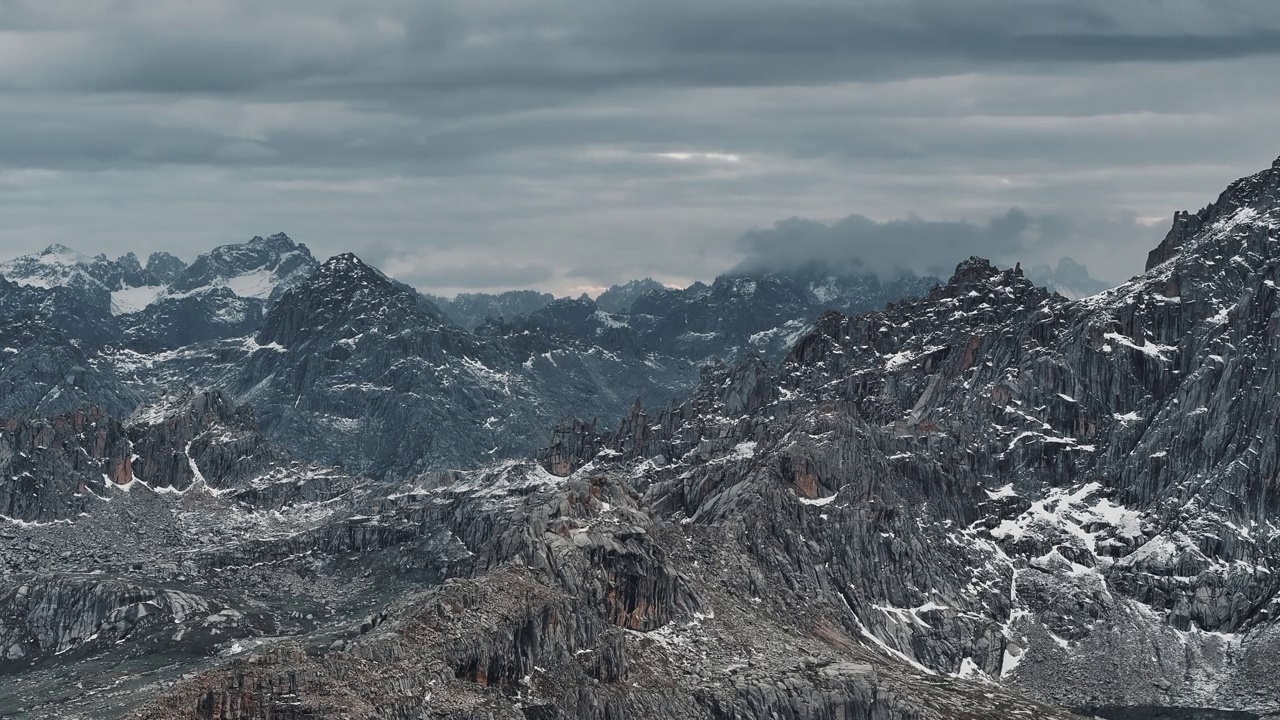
[110, 285, 167, 315]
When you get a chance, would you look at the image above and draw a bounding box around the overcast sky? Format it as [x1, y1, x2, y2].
[2, 0, 1279, 296]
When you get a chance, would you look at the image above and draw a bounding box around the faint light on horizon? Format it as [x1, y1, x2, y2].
[652, 152, 742, 163]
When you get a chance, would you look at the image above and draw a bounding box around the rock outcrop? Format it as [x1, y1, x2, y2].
[7, 154, 1280, 719]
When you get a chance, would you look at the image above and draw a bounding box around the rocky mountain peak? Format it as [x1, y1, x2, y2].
[1145, 156, 1280, 270]
[929, 256, 1044, 307]
[116, 252, 142, 272]
[947, 255, 1005, 283]
[248, 231, 296, 248]
[169, 232, 318, 298]
[37, 243, 83, 259]
[257, 252, 438, 347]
[315, 251, 373, 278]
[300, 253, 402, 303]
[596, 277, 668, 313]
[143, 251, 188, 284]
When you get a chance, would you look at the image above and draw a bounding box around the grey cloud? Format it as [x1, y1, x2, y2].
[0, 1, 1277, 296]
[383, 260, 556, 292]
[6, 2, 1280, 99]
[732, 209, 1159, 283]
[404, 262, 555, 289]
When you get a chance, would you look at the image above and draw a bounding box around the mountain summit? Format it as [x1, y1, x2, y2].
[7, 156, 1280, 718]
[1146, 153, 1280, 270]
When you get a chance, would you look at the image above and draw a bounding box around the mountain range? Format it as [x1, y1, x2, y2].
[0, 233, 939, 477]
[4, 156, 1280, 719]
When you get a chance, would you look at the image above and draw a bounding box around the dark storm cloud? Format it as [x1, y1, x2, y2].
[0, 0, 1277, 294]
[7, 1, 1280, 96]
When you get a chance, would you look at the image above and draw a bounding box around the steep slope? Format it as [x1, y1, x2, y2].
[10, 156, 1280, 720]
[0, 273, 139, 418]
[233, 253, 509, 474]
[0, 245, 149, 311]
[223, 255, 702, 477]
[0, 388, 1084, 720]
[117, 233, 318, 350]
[540, 155, 1280, 715]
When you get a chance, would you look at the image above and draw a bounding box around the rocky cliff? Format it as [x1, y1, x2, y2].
[0, 393, 1081, 720]
[6, 155, 1280, 719]
[541, 155, 1280, 714]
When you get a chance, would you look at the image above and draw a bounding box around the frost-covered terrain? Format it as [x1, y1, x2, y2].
[0, 233, 934, 478]
[6, 157, 1280, 718]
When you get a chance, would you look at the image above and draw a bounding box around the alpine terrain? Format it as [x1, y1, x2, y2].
[4, 155, 1280, 719]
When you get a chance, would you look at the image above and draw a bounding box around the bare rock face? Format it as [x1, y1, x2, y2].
[0, 230, 937, 482]
[0, 388, 346, 526]
[0, 407, 130, 521]
[535, 156, 1280, 715]
[7, 155, 1280, 719]
[1145, 156, 1280, 271]
[0, 388, 1079, 720]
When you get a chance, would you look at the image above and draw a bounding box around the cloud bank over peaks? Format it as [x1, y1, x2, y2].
[730, 208, 1156, 289]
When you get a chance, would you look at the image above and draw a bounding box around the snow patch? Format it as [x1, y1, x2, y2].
[110, 285, 167, 315]
[224, 268, 276, 299]
[799, 494, 837, 507]
[1103, 332, 1174, 360]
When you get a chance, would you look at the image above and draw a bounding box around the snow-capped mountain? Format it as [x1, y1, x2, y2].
[0, 244, 150, 309]
[0, 233, 320, 356]
[0, 231, 940, 477]
[218, 254, 709, 475]
[0, 232, 318, 319]
[109, 232, 318, 318]
[540, 155, 1280, 714]
[166, 232, 317, 302]
[9, 155, 1280, 719]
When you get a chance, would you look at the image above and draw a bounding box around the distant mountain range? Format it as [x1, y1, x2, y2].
[6, 153, 1270, 720]
[1025, 256, 1113, 298]
[0, 232, 940, 478]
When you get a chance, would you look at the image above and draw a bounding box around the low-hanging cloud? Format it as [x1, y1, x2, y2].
[731, 209, 1159, 283]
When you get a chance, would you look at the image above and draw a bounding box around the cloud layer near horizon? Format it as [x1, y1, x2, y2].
[1, 1, 1278, 294]
[732, 209, 1158, 284]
